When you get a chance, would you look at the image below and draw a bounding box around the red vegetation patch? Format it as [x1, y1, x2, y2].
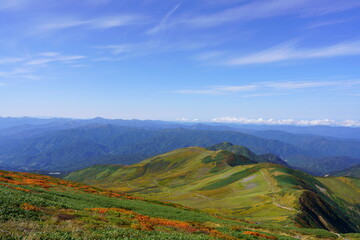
[87, 207, 236, 239]
[21, 203, 40, 211]
[0, 171, 52, 189]
[0, 183, 30, 192]
[0, 170, 140, 200]
[135, 214, 199, 232]
[88, 208, 135, 216]
[243, 231, 278, 240]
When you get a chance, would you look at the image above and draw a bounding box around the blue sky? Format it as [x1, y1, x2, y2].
[0, 0, 360, 126]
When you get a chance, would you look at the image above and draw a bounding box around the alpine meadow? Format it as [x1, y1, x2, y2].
[1, 1, 360, 240]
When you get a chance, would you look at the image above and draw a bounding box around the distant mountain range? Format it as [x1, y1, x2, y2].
[330, 164, 360, 178]
[66, 146, 360, 233]
[0, 117, 359, 176]
[2, 116, 360, 139]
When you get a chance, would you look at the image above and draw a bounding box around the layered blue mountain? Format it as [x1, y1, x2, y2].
[0, 117, 359, 175]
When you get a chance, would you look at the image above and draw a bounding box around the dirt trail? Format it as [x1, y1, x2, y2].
[261, 169, 276, 192]
[153, 179, 160, 187]
[273, 202, 296, 211]
[195, 193, 210, 200]
[126, 182, 137, 189]
[261, 169, 296, 211]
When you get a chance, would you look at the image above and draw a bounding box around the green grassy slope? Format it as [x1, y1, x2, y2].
[2, 170, 353, 240]
[66, 147, 360, 234]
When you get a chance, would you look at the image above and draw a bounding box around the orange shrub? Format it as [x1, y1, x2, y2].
[21, 203, 40, 211]
[0, 183, 30, 192]
[243, 231, 278, 240]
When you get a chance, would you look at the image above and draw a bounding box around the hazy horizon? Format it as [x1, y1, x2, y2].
[1, 115, 360, 127]
[0, 0, 359, 122]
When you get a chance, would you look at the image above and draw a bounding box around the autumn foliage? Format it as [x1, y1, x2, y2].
[21, 203, 40, 211]
[243, 231, 278, 240]
[0, 170, 140, 200]
[87, 207, 236, 239]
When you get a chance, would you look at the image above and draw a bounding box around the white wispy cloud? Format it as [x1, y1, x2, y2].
[26, 55, 86, 66]
[224, 40, 360, 65]
[267, 81, 337, 90]
[172, 84, 257, 95]
[0, 0, 28, 10]
[149, 0, 360, 34]
[100, 44, 132, 55]
[38, 15, 147, 32]
[92, 57, 125, 62]
[96, 39, 220, 61]
[0, 67, 40, 80]
[241, 93, 283, 98]
[211, 117, 360, 127]
[171, 79, 360, 95]
[0, 82, 7, 86]
[186, 0, 360, 28]
[147, 4, 181, 34]
[306, 18, 352, 29]
[215, 85, 258, 92]
[37, 52, 61, 57]
[71, 64, 88, 68]
[0, 57, 25, 64]
[91, 15, 145, 28]
[0, 52, 85, 81]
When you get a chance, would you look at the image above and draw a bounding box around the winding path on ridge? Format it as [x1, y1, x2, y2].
[260, 169, 296, 211]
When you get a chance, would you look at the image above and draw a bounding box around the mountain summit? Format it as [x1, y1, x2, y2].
[207, 142, 289, 166]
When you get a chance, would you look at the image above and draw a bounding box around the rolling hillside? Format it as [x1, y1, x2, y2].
[66, 147, 360, 234]
[2, 170, 355, 240]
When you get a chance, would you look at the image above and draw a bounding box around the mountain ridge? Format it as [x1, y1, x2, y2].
[66, 146, 360, 233]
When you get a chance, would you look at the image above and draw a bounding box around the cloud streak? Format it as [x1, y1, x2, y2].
[306, 18, 352, 29]
[147, 4, 181, 34]
[37, 15, 147, 32]
[26, 54, 86, 66]
[171, 79, 360, 95]
[186, 0, 360, 28]
[99, 45, 132, 55]
[211, 117, 360, 127]
[224, 40, 360, 65]
[0, 67, 40, 80]
[0, 57, 25, 64]
[147, 0, 360, 35]
[0, 0, 28, 10]
[172, 84, 257, 95]
[0, 52, 86, 82]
